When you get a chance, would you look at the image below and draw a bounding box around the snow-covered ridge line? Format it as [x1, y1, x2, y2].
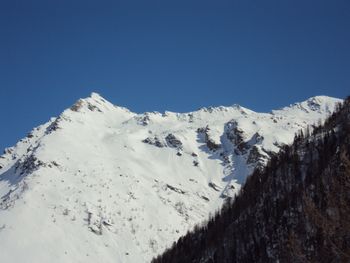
[0, 93, 342, 263]
[67, 92, 337, 118]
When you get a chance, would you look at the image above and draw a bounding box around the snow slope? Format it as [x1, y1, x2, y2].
[0, 93, 342, 262]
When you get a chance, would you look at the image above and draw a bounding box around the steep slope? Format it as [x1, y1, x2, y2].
[0, 93, 341, 262]
[152, 97, 350, 263]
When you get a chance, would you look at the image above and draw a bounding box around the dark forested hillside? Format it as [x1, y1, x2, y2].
[152, 97, 350, 263]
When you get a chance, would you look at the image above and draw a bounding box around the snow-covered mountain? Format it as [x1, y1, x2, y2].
[0, 93, 341, 263]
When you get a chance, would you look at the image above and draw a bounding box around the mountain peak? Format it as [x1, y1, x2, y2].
[301, 95, 341, 113]
[69, 92, 118, 113]
[272, 95, 342, 116]
[89, 92, 104, 100]
[305, 95, 333, 104]
[84, 91, 110, 106]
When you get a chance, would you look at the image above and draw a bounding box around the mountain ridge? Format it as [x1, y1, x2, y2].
[151, 96, 350, 263]
[74, 92, 337, 114]
[0, 93, 342, 262]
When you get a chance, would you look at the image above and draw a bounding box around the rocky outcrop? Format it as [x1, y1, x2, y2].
[15, 154, 44, 175]
[70, 99, 84, 112]
[70, 99, 102, 113]
[86, 102, 102, 112]
[166, 184, 186, 194]
[208, 182, 221, 192]
[165, 134, 183, 149]
[143, 133, 183, 152]
[197, 126, 221, 151]
[137, 113, 151, 126]
[45, 117, 61, 134]
[225, 121, 250, 154]
[142, 136, 165, 148]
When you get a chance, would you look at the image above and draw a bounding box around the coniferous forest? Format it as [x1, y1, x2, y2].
[152, 97, 350, 263]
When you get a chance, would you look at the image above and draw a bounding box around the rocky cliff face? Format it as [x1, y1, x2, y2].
[0, 93, 342, 263]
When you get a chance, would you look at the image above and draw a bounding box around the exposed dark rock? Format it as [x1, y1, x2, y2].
[142, 137, 165, 148]
[137, 114, 151, 126]
[51, 161, 59, 167]
[208, 182, 221, 192]
[206, 138, 220, 151]
[87, 212, 102, 235]
[166, 184, 186, 194]
[70, 99, 102, 112]
[87, 102, 102, 112]
[199, 107, 215, 113]
[143, 134, 182, 150]
[142, 138, 152, 144]
[102, 218, 113, 226]
[70, 99, 84, 112]
[154, 140, 164, 148]
[197, 126, 221, 151]
[46, 118, 61, 134]
[165, 134, 183, 149]
[15, 154, 45, 175]
[48, 161, 60, 168]
[225, 121, 250, 154]
[201, 196, 210, 202]
[307, 97, 322, 112]
[3, 147, 14, 155]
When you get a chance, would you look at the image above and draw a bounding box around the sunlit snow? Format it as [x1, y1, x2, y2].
[0, 93, 341, 262]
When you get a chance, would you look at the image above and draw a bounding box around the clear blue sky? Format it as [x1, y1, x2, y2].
[0, 0, 349, 151]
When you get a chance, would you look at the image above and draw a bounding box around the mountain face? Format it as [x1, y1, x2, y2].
[0, 93, 341, 262]
[152, 98, 350, 263]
